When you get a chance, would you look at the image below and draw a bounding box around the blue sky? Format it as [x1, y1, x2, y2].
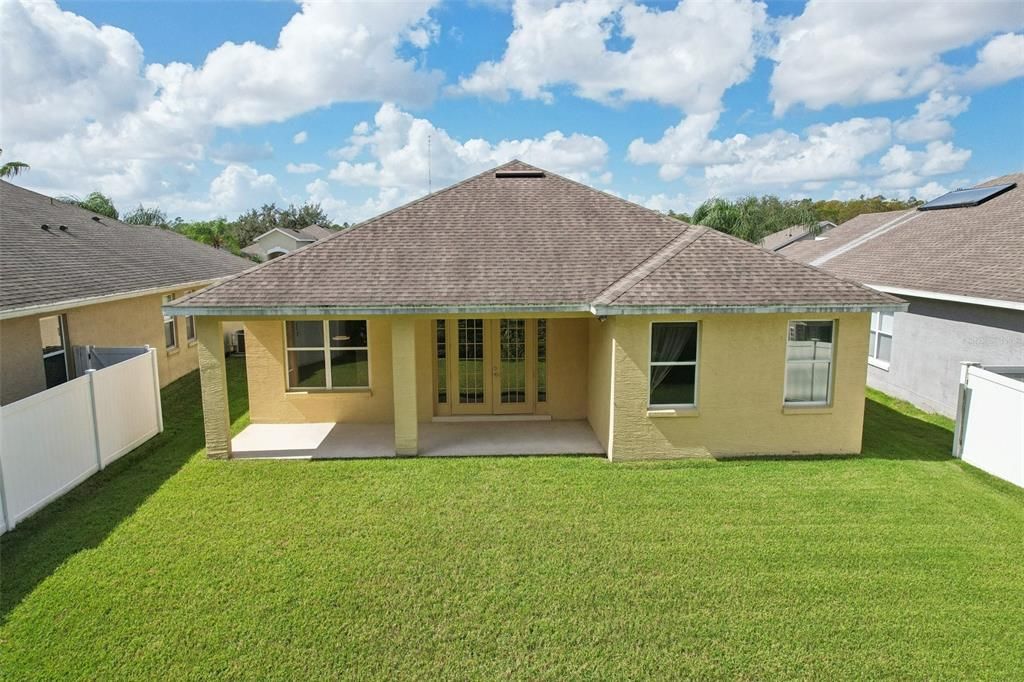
[3, 0, 1023, 222]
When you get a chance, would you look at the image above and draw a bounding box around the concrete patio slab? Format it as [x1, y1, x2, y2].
[231, 420, 604, 459]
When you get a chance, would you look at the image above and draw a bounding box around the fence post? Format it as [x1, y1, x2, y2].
[147, 346, 164, 433]
[0, 426, 12, 532]
[952, 361, 981, 458]
[86, 369, 104, 471]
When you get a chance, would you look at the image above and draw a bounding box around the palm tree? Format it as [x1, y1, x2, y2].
[122, 205, 169, 227]
[57, 192, 119, 219]
[0, 148, 30, 178]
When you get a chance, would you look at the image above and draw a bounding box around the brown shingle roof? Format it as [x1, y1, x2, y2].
[0, 181, 253, 316]
[779, 173, 1024, 304]
[299, 224, 334, 240]
[172, 161, 899, 314]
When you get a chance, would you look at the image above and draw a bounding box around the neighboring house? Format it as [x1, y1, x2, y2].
[779, 174, 1023, 417]
[241, 224, 333, 260]
[169, 161, 901, 461]
[759, 221, 837, 252]
[0, 181, 253, 405]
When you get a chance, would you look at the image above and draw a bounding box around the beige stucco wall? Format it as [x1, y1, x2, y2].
[0, 316, 48, 405]
[244, 317, 434, 424]
[244, 315, 589, 424]
[544, 317, 589, 419]
[246, 230, 306, 260]
[0, 285, 205, 405]
[608, 312, 870, 459]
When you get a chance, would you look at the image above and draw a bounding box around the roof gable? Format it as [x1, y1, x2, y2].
[174, 161, 899, 314]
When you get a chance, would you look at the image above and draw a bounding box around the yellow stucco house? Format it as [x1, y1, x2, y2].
[169, 162, 905, 461]
[0, 181, 252, 405]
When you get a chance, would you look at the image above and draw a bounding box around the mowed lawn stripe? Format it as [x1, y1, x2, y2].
[1, 362, 1022, 679]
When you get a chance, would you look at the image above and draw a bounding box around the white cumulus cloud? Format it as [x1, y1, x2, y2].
[629, 113, 893, 188]
[894, 91, 971, 143]
[453, 0, 766, 113]
[0, 0, 443, 208]
[293, 131, 308, 144]
[286, 162, 323, 174]
[770, 0, 1024, 113]
[328, 103, 610, 192]
[957, 32, 1024, 88]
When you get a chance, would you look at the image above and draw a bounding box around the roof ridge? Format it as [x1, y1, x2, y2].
[592, 226, 706, 305]
[811, 209, 919, 267]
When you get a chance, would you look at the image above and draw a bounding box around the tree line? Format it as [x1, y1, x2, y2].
[670, 194, 922, 244]
[54, 191, 348, 261]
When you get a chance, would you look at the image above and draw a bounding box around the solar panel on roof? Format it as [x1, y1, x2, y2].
[918, 182, 1016, 210]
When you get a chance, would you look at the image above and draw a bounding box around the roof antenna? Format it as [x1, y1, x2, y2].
[427, 133, 432, 195]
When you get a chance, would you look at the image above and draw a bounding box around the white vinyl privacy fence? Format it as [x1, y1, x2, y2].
[0, 348, 163, 532]
[953, 363, 1024, 488]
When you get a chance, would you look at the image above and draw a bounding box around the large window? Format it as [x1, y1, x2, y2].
[784, 320, 835, 405]
[649, 322, 698, 407]
[40, 315, 70, 388]
[162, 294, 177, 350]
[285, 320, 369, 391]
[868, 311, 893, 368]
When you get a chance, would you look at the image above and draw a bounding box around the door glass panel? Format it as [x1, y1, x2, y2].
[457, 319, 485, 403]
[537, 319, 547, 403]
[499, 319, 526, 403]
[435, 320, 447, 403]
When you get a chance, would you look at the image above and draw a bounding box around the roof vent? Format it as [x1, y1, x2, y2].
[918, 182, 1016, 211]
[495, 170, 545, 178]
[91, 215, 101, 221]
[59, 225, 68, 231]
[41, 224, 50, 231]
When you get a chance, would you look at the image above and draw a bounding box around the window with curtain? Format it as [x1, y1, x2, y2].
[162, 294, 177, 349]
[784, 320, 834, 404]
[868, 312, 893, 367]
[285, 320, 369, 391]
[649, 322, 698, 407]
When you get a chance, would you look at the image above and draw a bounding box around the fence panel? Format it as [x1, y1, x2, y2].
[0, 376, 100, 527]
[92, 352, 163, 466]
[0, 348, 163, 531]
[955, 364, 1024, 488]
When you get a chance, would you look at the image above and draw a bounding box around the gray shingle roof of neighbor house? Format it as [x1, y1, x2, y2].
[299, 224, 334, 240]
[170, 161, 902, 316]
[758, 221, 836, 252]
[778, 172, 1024, 306]
[0, 180, 254, 317]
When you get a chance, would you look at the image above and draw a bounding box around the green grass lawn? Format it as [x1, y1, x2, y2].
[2, 361, 1022, 679]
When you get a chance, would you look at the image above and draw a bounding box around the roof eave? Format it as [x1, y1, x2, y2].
[1, 277, 223, 321]
[165, 300, 909, 317]
[592, 302, 909, 315]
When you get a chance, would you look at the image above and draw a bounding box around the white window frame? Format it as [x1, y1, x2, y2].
[162, 294, 177, 350]
[783, 319, 836, 407]
[40, 314, 70, 387]
[283, 320, 370, 392]
[648, 321, 700, 409]
[184, 290, 198, 344]
[868, 311, 893, 370]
